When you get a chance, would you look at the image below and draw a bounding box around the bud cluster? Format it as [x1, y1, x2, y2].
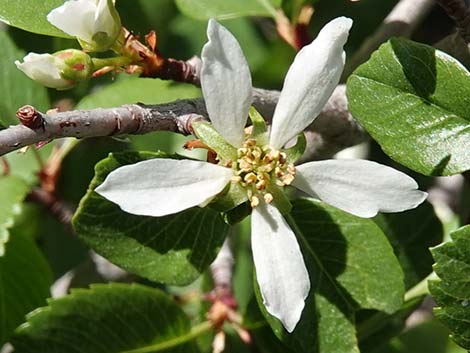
[231, 139, 296, 208]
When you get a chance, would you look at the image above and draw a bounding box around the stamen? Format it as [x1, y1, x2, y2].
[264, 193, 273, 203]
[233, 139, 296, 209]
[250, 196, 260, 207]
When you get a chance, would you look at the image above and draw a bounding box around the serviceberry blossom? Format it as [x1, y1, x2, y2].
[15, 49, 93, 90]
[95, 18, 427, 332]
[47, 0, 121, 52]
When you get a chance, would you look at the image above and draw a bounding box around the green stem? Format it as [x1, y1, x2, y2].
[259, 0, 278, 18]
[404, 271, 437, 301]
[92, 56, 132, 70]
[31, 147, 45, 168]
[357, 272, 437, 342]
[121, 321, 213, 353]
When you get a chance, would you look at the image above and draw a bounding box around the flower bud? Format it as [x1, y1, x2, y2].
[47, 0, 121, 52]
[15, 50, 93, 90]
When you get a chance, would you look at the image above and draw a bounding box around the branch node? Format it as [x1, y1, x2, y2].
[16, 105, 44, 130]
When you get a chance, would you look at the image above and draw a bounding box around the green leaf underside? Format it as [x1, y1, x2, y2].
[0, 31, 50, 128]
[429, 225, 470, 349]
[0, 232, 52, 346]
[77, 77, 201, 109]
[256, 198, 404, 353]
[11, 283, 199, 353]
[0, 176, 29, 254]
[175, 0, 281, 20]
[347, 38, 470, 176]
[0, 0, 71, 37]
[0, 176, 51, 346]
[374, 201, 443, 289]
[192, 121, 238, 161]
[72, 151, 229, 286]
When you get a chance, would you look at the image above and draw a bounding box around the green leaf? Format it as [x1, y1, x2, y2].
[0, 231, 52, 346]
[77, 76, 200, 109]
[0, 0, 70, 37]
[0, 31, 50, 128]
[244, 297, 296, 353]
[170, 16, 269, 71]
[73, 151, 229, 286]
[0, 176, 52, 345]
[373, 319, 466, 353]
[258, 198, 404, 353]
[357, 297, 423, 352]
[374, 201, 444, 289]
[175, 0, 280, 20]
[429, 225, 470, 350]
[11, 283, 201, 353]
[347, 38, 470, 176]
[0, 176, 29, 254]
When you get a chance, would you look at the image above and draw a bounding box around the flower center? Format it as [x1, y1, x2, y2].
[231, 139, 296, 207]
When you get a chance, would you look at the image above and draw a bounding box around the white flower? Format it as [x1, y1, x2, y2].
[15, 53, 74, 90]
[47, 0, 121, 52]
[95, 18, 427, 332]
[15, 50, 93, 90]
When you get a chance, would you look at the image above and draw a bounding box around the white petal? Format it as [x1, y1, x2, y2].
[251, 202, 310, 332]
[47, 0, 96, 42]
[269, 17, 352, 149]
[95, 158, 233, 217]
[201, 19, 253, 147]
[94, 0, 118, 37]
[293, 159, 428, 218]
[15, 53, 72, 90]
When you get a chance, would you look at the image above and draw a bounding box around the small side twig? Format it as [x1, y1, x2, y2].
[26, 187, 75, 225]
[435, 0, 470, 42]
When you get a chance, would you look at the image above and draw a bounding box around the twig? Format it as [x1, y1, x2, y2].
[210, 237, 235, 297]
[0, 85, 365, 162]
[26, 187, 75, 225]
[435, 0, 470, 42]
[342, 0, 435, 78]
[434, 0, 470, 68]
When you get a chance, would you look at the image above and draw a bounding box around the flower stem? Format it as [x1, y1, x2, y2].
[404, 271, 437, 302]
[121, 321, 213, 353]
[31, 147, 45, 168]
[92, 56, 131, 70]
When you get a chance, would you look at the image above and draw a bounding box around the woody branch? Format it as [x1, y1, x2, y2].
[0, 85, 363, 161]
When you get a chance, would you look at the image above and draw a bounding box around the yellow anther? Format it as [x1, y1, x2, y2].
[256, 180, 267, 190]
[264, 193, 274, 204]
[282, 174, 295, 185]
[244, 172, 257, 184]
[250, 195, 260, 208]
[234, 138, 297, 206]
[239, 159, 252, 172]
[231, 175, 242, 183]
[237, 148, 247, 157]
[269, 150, 280, 160]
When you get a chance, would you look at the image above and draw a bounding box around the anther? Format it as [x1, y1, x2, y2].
[250, 196, 260, 207]
[244, 173, 257, 184]
[231, 176, 242, 183]
[264, 193, 273, 204]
